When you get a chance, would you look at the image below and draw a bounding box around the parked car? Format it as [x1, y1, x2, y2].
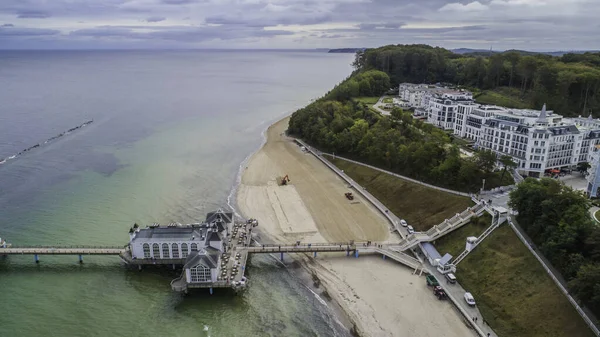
[399, 219, 408, 227]
[464, 292, 476, 306]
[445, 273, 457, 284]
[406, 225, 415, 234]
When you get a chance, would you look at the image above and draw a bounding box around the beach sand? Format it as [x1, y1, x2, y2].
[237, 117, 476, 337]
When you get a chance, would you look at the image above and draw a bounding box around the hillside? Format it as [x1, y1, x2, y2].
[358, 44, 600, 117]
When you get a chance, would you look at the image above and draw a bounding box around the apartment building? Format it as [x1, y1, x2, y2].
[398, 83, 600, 177]
[426, 91, 474, 130]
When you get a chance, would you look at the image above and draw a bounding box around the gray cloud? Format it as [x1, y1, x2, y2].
[0, 26, 60, 36]
[357, 23, 405, 30]
[2, 23, 14, 27]
[17, 10, 51, 19]
[0, 0, 598, 50]
[146, 16, 166, 23]
[160, 0, 198, 4]
[69, 25, 294, 42]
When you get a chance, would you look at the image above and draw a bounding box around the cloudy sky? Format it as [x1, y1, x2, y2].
[0, 0, 598, 50]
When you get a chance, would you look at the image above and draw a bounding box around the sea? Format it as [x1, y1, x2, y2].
[0, 50, 354, 337]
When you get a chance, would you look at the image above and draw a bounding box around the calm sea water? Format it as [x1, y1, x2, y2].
[0, 50, 354, 337]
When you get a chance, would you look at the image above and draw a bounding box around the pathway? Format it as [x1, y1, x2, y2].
[425, 264, 498, 337]
[321, 153, 472, 198]
[372, 96, 390, 115]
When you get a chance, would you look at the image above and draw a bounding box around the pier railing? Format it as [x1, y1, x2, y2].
[6, 245, 127, 249]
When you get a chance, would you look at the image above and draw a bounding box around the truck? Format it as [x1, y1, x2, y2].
[426, 275, 439, 287]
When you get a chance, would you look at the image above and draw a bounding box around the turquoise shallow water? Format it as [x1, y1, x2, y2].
[0, 50, 353, 337]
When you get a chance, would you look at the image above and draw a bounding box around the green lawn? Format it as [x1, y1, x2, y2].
[328, 157, 473, 231]
[594, 209, 600, 223]
[435, 220, 595, 337]
[353, 96, 380, 105]
[484, 170, 516, 189]
[475, 87, 531, 109]
[382, 97, 393, 104]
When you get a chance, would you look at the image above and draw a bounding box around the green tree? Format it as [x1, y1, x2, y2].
[569, 263, 600, 311]
[499, 155, 517, 182]
[476, 149, 497, 173]
[577, 162, 591, 175]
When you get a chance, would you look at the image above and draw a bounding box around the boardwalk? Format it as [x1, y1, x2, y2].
[0, 246, 125, 255]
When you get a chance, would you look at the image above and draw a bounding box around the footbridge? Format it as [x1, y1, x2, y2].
[0, 242, 423, 272]
[388, 201, 491, 252]
[0, 245, 127, 262]
[245, 242, 423, 272]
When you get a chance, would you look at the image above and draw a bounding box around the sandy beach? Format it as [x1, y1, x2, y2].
[237, 117, 476, 337]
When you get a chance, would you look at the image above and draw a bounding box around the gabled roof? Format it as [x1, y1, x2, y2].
[184, 248, 220, 269]
[205, 209, 233, 224]
[206, 231, 222, 242]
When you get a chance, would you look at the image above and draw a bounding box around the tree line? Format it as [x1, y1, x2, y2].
[355, 44, 600, 116]
[509, 179, 600, 316]
[289, 69, 513, 192]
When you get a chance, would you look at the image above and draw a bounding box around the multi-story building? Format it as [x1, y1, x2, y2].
[454, 104, 504, 141]
[587, 146, 600, 197]
[399, 83, 600, 178]
[426, 91, 474, 129]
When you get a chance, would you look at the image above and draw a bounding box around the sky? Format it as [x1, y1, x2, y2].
[0, 0, 598, 50]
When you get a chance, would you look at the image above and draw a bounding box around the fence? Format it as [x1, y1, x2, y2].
[320, 153, 472, 198]
[508, 220, 600, 336]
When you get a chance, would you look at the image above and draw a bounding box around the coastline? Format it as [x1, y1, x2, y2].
[234, 116, 477, 337]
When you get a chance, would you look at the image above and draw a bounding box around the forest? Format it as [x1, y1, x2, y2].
[509, 179, 600, 316]
[356, 44, 600, 116]
[289, 46, 519, 192]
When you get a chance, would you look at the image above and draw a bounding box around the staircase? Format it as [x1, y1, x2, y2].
[388, 201, 488, 252]
[451, 213, 508, 266]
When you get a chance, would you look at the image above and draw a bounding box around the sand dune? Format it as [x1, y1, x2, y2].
[237, 117, 476, 337]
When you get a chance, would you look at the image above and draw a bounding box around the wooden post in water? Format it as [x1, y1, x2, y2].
[34, 254, 39, 263]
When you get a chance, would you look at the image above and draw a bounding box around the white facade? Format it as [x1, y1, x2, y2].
[426, 92, 475, 130]
[128, 210, 231, 261]
[587, 147, 600, 197]
[401, 83, 600, 178]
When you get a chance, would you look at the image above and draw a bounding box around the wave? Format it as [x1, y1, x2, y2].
[0, 120, 93, 166]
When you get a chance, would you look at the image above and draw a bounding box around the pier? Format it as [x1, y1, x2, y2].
[0, 241, 424, 290]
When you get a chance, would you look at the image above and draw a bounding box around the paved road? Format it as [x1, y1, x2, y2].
[372, 96, 390, 115]
[590, 206, 600, 223]
[426, 264, 497, 337]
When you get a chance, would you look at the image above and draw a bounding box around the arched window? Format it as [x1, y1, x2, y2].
[189, 264, 211, 282]
[162, 243, 170, 258]
[152, 243, 160, 258]
[172, 243, 179, 258]
[143, 243, 150, 258]
[191, 243, 198, 252]
[181, 243, 188, 258]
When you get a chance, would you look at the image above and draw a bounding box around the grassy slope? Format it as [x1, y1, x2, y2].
[328, 158, 472, 231]
[352, 96, 380, 105]
[475, 87, 531, 109]
[435, 221, 595, 337]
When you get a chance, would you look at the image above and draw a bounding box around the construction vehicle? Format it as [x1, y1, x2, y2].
[344, 192, 354, 200]
[426, 275, 439, 287]
[280, 175, 290, 186]
[433, 286, 447, 300]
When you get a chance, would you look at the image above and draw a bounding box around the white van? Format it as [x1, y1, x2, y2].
[464, 292, 476, 306]
[445, 273, 457, 284]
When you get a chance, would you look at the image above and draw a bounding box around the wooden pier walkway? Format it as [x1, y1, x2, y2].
[0, 246, 125, 255]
